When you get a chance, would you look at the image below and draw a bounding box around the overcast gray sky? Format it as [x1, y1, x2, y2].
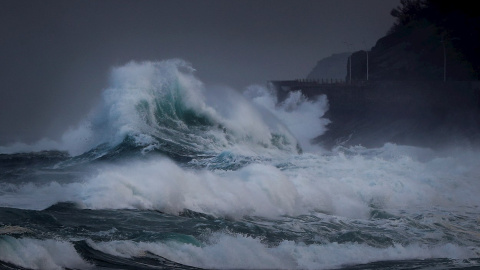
[0, 0, 399, 145]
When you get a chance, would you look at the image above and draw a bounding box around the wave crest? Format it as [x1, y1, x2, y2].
[83, 59, 299, 161]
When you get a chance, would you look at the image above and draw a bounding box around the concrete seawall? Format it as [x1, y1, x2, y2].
[270, 80, 480, 113]
[270, 80, 480, 148]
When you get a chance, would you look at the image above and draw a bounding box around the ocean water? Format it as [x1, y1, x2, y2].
[1, 59, 479, 270]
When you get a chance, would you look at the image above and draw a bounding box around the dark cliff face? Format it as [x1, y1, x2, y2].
[346, 0, 480, 82]
[295, 1, 480, 149]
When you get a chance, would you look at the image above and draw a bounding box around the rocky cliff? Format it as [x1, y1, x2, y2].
[277, 1, 480, 149]
[346, 0, 480, 82]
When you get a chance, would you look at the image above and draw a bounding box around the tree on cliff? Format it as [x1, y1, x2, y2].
[389, 0, 427, 34]
[384, 0, 480, 79]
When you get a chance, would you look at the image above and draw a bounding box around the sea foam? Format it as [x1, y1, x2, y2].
[88, 233, 479, 270]
[0, 236, 91, 270]
[1, 144, 479, 220]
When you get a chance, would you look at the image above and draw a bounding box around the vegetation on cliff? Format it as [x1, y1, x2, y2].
[347, 0, 480, 81]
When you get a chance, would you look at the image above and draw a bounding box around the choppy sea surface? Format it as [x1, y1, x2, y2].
[1, 60, 479, 270]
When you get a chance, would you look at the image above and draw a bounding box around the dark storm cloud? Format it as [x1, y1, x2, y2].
[0, 0, 398, 144]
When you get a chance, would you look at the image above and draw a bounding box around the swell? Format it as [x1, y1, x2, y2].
[1, 235, 478, 270]
[0, 59, 333, 163]
[65, 59, 303, 164]
[2, 146, 480, 219]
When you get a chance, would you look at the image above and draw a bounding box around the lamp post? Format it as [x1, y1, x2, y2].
[366, 50, 369, 81]
[362, 40, 369, 81]
[349, 56, 352, 84]
[441, 36, 460, 82]
[344, 42, 353, 84]
[441, 37, 446, 82]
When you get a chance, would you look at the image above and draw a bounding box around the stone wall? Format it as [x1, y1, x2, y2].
[270, 80, 480, 114]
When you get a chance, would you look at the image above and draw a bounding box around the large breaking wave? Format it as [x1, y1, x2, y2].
[2, 59, 480, 270]
[88, 60, 297, 159]
[1, 60, 330, 161]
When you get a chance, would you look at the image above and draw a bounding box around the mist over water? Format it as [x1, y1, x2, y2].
[1, 60, 306, 156]
[1, 59, 480, 269]
[244, 85, 329, 153]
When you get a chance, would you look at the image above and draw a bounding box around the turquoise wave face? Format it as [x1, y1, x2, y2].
[0, 59, 331, 162]
[2, 59, 480, 270]
[69, 60, 301, 164]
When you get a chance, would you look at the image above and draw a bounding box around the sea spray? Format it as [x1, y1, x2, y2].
[244, 84, 329, 152]
[1, 60, 308, 158]
[1, 59, 480, 270]
[1, 144, 479, 219]
[86, 235, 479, 270]
[0, 236, 91, 270]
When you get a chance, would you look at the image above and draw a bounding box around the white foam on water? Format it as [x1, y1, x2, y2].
[281, 145, 480, 218]
[76, 159, 300, 218]
[244, 85, 330, 153]
[0, 60, 309, 157]
[0, 236, 91, 270]
[1, 144, 479, 220]
[89, 233, 479, 270]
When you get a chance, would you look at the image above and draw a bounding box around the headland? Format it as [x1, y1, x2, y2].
[270, 1, 480, 149]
